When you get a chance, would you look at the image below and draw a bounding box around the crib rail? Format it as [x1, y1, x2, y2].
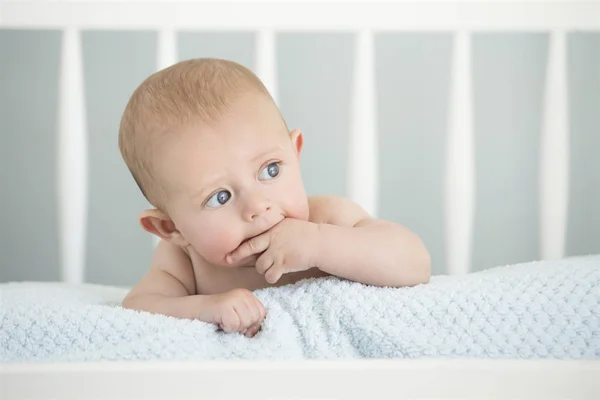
[3, 1, 600, 31]
[2, 1, 599, 283]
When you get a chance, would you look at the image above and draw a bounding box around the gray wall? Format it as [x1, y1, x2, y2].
[1, 30, 598, 284]
[470, 33, 547, 271]
[81, 31, 157, 286]
[0, 30, 62, 282]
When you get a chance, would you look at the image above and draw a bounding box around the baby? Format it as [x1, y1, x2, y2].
[119, 58, 430, 337]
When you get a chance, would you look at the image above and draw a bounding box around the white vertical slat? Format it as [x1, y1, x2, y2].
[348, 30, 378, 217]
[57, 28, 87, 284]
[157, 28, 177, 71]
[153, 28, 178, 247]
[540, 30, 570, 260]
[256, 29, 278, 104]
[444, 31, 475, 275]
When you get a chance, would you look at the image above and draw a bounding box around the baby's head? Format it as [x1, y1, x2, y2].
[119, 58, 308, 266]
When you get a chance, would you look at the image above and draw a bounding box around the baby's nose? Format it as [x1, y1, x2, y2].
[243, 197, 272, 222]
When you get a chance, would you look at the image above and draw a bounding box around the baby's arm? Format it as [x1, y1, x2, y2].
[313, 196, 431, 288]
[122, 239, 199, 319]
[122, 240, 266, 337]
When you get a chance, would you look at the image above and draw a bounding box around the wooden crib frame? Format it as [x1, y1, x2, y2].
[2, 1, 600, 398]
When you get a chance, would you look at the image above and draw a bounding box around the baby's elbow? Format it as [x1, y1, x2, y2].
[419, 249, 431, 284]
[121, 292, 141, 310]
[121, 296, 134, 310]
[401, 236, 431, 287]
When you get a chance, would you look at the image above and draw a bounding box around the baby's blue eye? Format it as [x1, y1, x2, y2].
[206, 190, 231, 208]
[259, 162, 280, 180]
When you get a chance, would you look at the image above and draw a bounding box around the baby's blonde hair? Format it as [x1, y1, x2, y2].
[119, 58, 272, 210]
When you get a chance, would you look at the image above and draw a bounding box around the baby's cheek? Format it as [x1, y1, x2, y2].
[287, 203, 309, 221]
[192, 224, 241, 260]
[284, 186, 309, 220]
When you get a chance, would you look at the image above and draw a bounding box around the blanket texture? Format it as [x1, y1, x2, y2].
[1, 256, 599, 362]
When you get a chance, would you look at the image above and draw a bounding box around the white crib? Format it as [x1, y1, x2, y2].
[1, 1, 600, 398]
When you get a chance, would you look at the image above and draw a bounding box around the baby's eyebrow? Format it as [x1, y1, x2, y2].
[189, 146, 284, 201]
[190, 188, 211, 202]
[190, 175, 226, 202]
[251, 145, 284, 163]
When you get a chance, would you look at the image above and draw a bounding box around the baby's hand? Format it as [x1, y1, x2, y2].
[226, 218, 320, 284]
[200, 289, 267, 338]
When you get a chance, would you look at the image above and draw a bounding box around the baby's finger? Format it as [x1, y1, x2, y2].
[234, 301, 254, 330]
[255, 252, 274, 275]
[245, 322, 262, 338]
[250, 296, 267, 323]
[220, 310, 241, 333]
[227, 233, 270, 264]
[243, 293, 261, 324]
[257, 299, 267, 320]
[265, 265, 284, 285]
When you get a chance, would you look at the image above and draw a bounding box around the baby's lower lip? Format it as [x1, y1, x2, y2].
[241, 235, 256, 245]
[243, 227, 270, 244]
[239, 238, 258, 252]
[237, 234, 258, 253]
[238, 229, 267, 252]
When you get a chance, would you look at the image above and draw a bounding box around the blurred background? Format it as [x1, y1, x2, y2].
[1, 27, 599, 286]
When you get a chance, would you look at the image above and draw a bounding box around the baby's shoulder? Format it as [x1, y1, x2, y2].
[307, 195, 371, 227]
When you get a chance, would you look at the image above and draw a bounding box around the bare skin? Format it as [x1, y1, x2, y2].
[121, 93, 431, 338]
[123, 195, 430, 338]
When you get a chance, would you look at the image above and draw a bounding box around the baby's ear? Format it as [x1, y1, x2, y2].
[289, 129, 304, 157]
[139, 209, 189, 247]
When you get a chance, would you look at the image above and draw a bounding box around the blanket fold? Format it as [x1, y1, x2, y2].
[1, 256, 599, 362]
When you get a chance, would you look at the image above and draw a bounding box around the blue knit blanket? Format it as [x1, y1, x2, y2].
[1, 255, 599, 362]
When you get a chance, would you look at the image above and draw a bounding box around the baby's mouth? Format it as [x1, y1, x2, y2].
[239, 215, 284, 247]
[227, 217, 283, 267]
[239, 235, 257, 247]
[240, 228, 268, 247]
